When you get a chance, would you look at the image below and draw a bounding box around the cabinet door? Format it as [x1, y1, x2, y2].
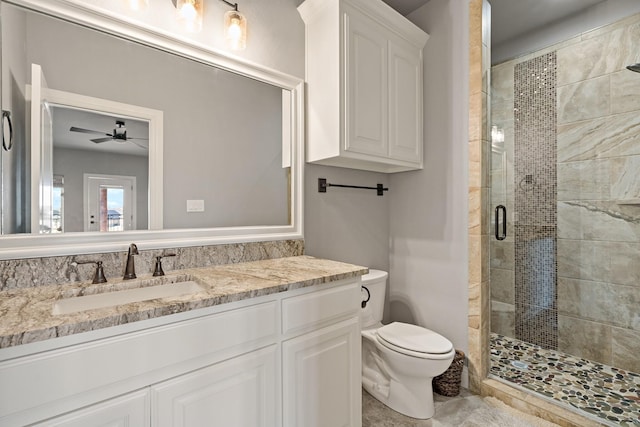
[283, 317, 361, 427]
[388, 39, 423, 164]
[344, 8, 388, 158]
[151, 345, 278, 427]
[31, 390, 149, 427]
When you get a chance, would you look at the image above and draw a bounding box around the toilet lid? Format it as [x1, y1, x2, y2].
[377, 322, 453, 355]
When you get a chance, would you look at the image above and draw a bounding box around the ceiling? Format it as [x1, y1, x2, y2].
[381, 0, 607, 45]
[489, 0, 606, 46]
[51, 106, 149, 157]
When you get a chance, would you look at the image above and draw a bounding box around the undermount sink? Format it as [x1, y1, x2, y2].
[52, 279, 205, 315]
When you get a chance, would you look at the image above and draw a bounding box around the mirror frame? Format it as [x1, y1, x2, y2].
[1, 0, 304, 260]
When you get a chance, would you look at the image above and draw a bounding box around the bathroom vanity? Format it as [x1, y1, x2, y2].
[0, 256, 367, 427]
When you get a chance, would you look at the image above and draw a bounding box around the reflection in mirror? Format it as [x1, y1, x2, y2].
[1, 0, 291, 236]
[51, 106, 150, 233]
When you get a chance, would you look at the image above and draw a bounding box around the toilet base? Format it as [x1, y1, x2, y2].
[362, 376, 436, 419]
[361, 327, 455, 420]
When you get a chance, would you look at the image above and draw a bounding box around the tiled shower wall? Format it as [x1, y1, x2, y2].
[490, 12, 640, 372]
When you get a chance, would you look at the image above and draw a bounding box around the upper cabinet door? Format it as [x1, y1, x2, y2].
[344, 9, 388, 158]
[388, 39, 423, 164]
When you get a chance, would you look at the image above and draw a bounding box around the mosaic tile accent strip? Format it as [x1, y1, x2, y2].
[513, 52, 558, 350]
[491, 333, 640, 427]
[514, 225, 557, 349]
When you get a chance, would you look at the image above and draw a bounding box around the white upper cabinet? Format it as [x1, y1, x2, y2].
[299, 0, 429, 173]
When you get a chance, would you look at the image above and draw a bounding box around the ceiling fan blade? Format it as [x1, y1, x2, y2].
[70, 126, 108, 135]
[127, 137, 149, 141]
[91, 137, 113, 143]
[129, 140, 148, 149]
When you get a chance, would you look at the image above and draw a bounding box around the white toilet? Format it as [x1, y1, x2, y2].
[360, 269, 455, 419]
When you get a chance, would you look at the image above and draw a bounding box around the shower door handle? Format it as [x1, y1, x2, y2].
[495, 205, 507, 241]
[2, 110, 13, 151]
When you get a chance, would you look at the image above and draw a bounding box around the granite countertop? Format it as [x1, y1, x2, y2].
[0, 256, 367, 349]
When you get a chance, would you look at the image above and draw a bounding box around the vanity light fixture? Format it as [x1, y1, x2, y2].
[220, 0, 247, 50]
[174, 0, 203, 32]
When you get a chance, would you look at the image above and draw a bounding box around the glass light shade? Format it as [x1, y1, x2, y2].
[125, 0, 148, 11]
[224, 10, 247, 51]
[176, 0, 203, 32]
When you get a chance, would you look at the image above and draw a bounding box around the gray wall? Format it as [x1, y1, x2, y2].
[387, 0, 469, 355]
[79, 0, 306, 79]
[304, 163, 390, 273]
[53, 147, 149, 232]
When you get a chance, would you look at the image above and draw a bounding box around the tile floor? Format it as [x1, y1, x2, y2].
[490, 333, 640, 427]
[362, 388, 558, 426]
[363, 388, 478, 426]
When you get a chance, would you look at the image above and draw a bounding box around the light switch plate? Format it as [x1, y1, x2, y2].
[186, 199, 205, 212]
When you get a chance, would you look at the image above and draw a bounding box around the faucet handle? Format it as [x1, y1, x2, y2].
[76, 260, 108, 284]
[153, 253, 176, 277]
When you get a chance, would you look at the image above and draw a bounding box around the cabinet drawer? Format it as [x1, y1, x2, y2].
[282, 281, 360, 335]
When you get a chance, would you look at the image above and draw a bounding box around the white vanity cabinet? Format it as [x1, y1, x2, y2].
[0, 278, 362, 427]
[298, 0, 429, 173]
[151, 345, 279, 427]
[282, 282, 362, 427]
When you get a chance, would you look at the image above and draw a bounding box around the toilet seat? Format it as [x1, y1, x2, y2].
[377, 322, 453, 359]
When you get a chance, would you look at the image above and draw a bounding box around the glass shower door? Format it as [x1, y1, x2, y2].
[488, 8, 640, 425]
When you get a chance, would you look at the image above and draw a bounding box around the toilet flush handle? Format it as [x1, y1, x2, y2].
[361, 286, 371, 308]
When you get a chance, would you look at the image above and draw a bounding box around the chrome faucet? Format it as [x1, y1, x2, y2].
[123, 243, 139, 280]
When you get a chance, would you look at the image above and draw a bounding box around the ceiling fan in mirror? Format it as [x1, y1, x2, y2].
[70, 120, 148, 149]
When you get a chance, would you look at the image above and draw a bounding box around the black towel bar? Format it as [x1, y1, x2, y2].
[318, 178, 388, 196]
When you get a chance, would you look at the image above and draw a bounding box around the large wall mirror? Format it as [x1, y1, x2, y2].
[0, 0, 303, 259]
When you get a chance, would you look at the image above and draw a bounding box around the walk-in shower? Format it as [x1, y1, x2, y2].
[489, 8, 640, 426]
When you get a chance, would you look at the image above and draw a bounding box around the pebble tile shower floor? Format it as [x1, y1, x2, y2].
[490, 333, 640, 426]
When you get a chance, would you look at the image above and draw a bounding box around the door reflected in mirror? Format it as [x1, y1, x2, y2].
[50, 106, 150, 233]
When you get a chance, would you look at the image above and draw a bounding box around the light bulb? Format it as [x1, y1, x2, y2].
[176, 0, 202, 32]
[179, 2, 197, 21]
[228, 18, 242, 40]
[224, 10, 246, 50]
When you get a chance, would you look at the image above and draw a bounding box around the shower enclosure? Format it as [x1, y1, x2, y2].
[489, 9, 640, 426]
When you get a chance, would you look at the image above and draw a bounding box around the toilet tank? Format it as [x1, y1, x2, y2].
[360, 269, 388, 328]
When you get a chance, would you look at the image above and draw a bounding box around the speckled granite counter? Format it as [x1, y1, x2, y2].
[0, 256, 367, 349]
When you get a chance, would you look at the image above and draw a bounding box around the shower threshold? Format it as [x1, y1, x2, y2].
[490, 333, 640, 427]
